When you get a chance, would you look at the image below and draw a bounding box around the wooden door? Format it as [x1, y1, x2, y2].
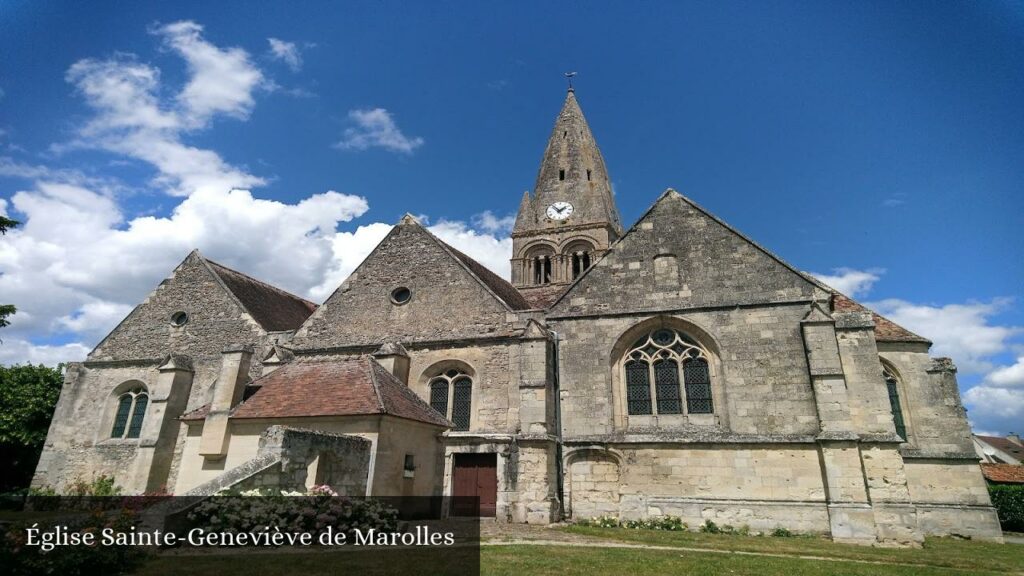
[451, 453, 497, 517]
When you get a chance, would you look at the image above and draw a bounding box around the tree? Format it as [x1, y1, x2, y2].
[0, 364, 63, 491]
[0, 216, 18, 329]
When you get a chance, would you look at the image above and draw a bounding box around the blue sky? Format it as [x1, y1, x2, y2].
[0, 1, 1021, 433]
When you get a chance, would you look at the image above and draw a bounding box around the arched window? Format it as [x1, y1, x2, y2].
[111, 387, 148, 439]
[564, 240, 595, 281]
[883, 364, 907, 440]
[427, 369, 472, 431]
[623, 329, 714, 416]
[525, 246, 555, 286]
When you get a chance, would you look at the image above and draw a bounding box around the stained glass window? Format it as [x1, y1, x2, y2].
[126, 394, 148, 438]
[111, 394, 133, 438]
[623, 329, 714, 418]
[625, 360, 652, 415]
[654, 359, 682, 414]
[452, 378, 472, 431]
[684, 358, 713, 414]
[111, 388, 148, 439]
[429, 379, 449, 416]
[884, 366, 907, 440]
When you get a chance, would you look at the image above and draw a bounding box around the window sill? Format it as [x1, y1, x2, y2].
[97, 438, 142, 446]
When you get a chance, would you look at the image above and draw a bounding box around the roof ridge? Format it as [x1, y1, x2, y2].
[364, 356, 387, 414]
[204, 258, 317, 308]
[409, 220, 532, 311]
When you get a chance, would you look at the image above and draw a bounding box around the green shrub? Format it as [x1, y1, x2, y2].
[622, 516, 687, 531]
[988, 483, 1024, 532]
[699, 519, 720, 534]
[771, 527, 795, 537]
[187, 490, 399, 539]
[67, 475, 122, 497]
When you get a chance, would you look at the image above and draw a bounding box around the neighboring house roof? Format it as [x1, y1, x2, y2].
[204, 258, 318, 332]
[975, 434, 1024, 464]
[830, 293, 931, 344]
[225, 356, 451, 426]
[980, 463, 1024, 484]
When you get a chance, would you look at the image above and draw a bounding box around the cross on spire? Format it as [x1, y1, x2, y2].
[564, 71, 577, 92]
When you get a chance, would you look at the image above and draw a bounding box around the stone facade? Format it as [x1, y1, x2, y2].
[33, 89, 1001, 544]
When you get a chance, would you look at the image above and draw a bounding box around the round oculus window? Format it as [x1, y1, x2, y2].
[170, 311, 189, 326]
[390, 287, 412, 305]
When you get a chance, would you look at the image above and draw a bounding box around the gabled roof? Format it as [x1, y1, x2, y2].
[227, 356, 450, 427]
[401, 215, 532, 311]
[548, 189, 819, 313]
[980, 463, 1024, 484]
[201, 256, 318, 332]
[444, 242, 533, 311]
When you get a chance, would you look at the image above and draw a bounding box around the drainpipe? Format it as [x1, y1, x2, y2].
[549, 329, 565, 519]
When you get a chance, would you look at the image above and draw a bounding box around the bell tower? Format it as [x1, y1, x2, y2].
[511, 88, 623, 298]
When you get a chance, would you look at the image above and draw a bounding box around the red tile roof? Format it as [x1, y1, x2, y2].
[980, 463, 1024, 484]
[832, 293, 931, 344]
[205, 259, 318, 332]
[229, 357, 450, 426]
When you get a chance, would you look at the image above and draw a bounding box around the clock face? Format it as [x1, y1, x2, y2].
[546, 201, 574, 220]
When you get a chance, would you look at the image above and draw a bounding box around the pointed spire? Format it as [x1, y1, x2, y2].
[514, 90, 622, 235]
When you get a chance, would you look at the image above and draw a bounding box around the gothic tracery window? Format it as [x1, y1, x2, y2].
[427, 369, 472, 431]
[111, 387, 148, 439]
[623, 329, 714, 417]
[883, 364, 907, 440]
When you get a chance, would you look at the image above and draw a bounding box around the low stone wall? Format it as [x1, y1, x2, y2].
[643, 496, 831, 534]
[183, 426, 371, 496]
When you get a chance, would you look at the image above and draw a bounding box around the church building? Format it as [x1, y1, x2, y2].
[33, 89, 1003, 544]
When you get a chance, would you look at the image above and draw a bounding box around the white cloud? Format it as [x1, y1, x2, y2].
[0, 20, 508, 369]
[472, 210, 516, 235]
[268, 38, 302, 72]
[964, 356, 1024, 435]
[336, 108, 424, 154]
[964, 386, 1024, 427]
[984, 356, 1024, 388]
[429, 220, 513, 280]
[868, 298, 1021, 374]
[0, 339, 89, 367]
[63, 21, 266, 197]
[810, 267, 883, 298]
[153, 21, 264, 126]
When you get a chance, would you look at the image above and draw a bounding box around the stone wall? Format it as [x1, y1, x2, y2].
[183, 426, 371, 496]
[879, 344, 974, 454]
[552, 306, 819, 438]
[548, 191, 820, 318]
[293, 221, 518, 349]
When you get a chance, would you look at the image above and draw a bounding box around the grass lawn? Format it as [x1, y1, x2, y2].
[132, 529, 1023, 576]
[562, 526, 1023, 574]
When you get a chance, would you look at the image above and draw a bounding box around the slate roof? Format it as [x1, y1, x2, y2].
[831, 293, 931, 344]
[401, 216, 531, 311]
[204, 258, 318, 332]
[444, 243, 533, 310]
[226, 356, 451, 426]
[980, 463, 1024, 484]
[976, 435, 1024, 461]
